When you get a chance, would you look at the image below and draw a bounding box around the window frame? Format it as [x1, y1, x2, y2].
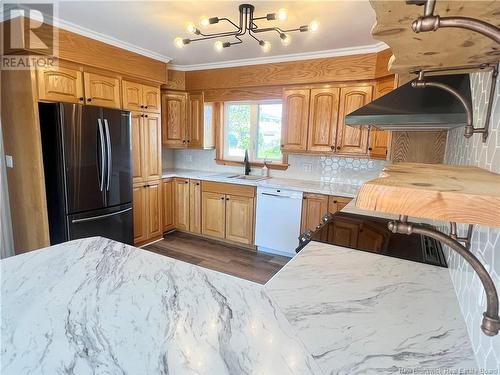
[222, 99, 284, 164]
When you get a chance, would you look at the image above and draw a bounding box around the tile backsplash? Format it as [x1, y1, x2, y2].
[443, 70, 499, 370]
[164, 148, 386, 186]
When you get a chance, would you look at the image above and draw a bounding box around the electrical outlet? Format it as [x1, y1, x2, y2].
[5, 155, 13, 168]
[302, 163, 312, 172]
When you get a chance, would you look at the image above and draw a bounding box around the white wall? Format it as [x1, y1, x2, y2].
[443, 70, 499, 369]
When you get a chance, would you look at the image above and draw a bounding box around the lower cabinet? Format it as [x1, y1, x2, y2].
[173, 178, 190, 231]
[133, 181, 162, 245]
[189, 180, 202, 234]
[170, 178, 202, 234]
[301, 193, 353, 233]
[162, 179, 175, 232]
[201, 182, 255, 245]
[328, 196, 352, 213]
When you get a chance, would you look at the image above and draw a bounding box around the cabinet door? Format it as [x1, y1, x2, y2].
[133, 185, 148, 244]
[225, 195, 254, 245]
[131, 112, 145, 185]
[147, 182, 162, 239]
[307, 88, 340, 152]
[328, 196, 352, 214]
[330, 220, 359, 248]
[162, 179, 175, 232]
[187, 93, 204, 149]
[174, 178, 190, 230]
[162, 92, 187, 147]
[202, 192, 226, 239]
[189, 180, 202, 234]
[83, 72, 121, 109]
[143, 85, 161, 113]
[301, 193, 329, 232]
[122, 80, 143, 112]
[37, 67, 84, 104]
[144, 113, 162, 181]
[336, 85, 373, 155]
[281, 89, 310, 152]
[369, 76, 395, 159]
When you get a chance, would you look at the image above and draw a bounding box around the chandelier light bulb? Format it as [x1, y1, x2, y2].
[200, 16, 210, 27]
[187, 22, 197, 34]
[174, 37, 184, 48]
[309, 20, 319, 33]
[280, 33, 291, 46]
[277, 8, 287, 22]
[259, 40, 271, 52]
[214, 40, 224, 52]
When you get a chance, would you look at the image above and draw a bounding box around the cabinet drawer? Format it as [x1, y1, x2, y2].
[202, 181, 255, 198]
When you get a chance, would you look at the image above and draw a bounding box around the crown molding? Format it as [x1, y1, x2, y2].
[169, 42, 389, 71]
[1, 10, 172, 63]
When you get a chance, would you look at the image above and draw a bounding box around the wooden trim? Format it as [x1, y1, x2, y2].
[172, 229, 257, 251]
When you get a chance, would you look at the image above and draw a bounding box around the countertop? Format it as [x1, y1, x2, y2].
[162, 168, 361, 198]
[1, 237, 477, 374]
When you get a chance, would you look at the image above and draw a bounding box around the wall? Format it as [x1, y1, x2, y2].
[164, 147, 386, 186]
[443, 70, 499, 370]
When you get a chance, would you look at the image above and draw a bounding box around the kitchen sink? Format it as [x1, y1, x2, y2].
[227, 174, 269, 181]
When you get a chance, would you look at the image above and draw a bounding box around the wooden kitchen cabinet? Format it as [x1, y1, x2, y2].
[329, 219, 360, 248]
[122, 80, 160, 113]
[281, 88, 310, 152]
[162, 179, 175, 232]
[173, 178, 190, 231]
[301, 193, 329, 232]
[189, 179, 202, 234]
[83, 72, 121, 109]
[187, 92, 204, 148]
[131, 111, 161, 184]
[37, 66, 84, 104]
[225, 195, 254, 245]
[369, 76, 396, 159]
[162, 92, 187, 147]
[133, 182, 162, 245]
[336, 85, 373, 155]
[307, 88, 340, 152]
[328, 196, 352, 214]
[202, 192, 226, 239]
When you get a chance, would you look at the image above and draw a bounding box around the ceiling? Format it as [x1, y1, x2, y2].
[52, 1, 382, 69]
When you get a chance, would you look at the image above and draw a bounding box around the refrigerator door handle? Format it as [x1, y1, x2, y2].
[103, 118, 112, 191]
[71, 207, 132, 224]
[97, 119, 105, 192]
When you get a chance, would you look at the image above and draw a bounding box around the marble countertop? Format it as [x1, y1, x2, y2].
[162, 168, 361, 198]
[1, 237, 477, 374]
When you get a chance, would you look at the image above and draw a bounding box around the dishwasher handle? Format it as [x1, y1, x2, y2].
[260, 192, 300, 199]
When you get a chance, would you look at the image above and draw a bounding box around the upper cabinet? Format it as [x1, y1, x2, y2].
[281, 89, 310, 152]
[122, 80, 160, 113]
[162, 91, 187, 147]
[161, 91, 214, 149]
[336, 85, 373, 155]
[37, 67, 84, 104]
[83, 72, 121, 109]
[307, 88, 340, 153]
[132, 111, 162, 184]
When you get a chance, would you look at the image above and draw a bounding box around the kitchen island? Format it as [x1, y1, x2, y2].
[1, 237, 477, 374]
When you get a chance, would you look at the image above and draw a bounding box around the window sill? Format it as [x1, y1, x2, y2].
[215, 159, 289, 171]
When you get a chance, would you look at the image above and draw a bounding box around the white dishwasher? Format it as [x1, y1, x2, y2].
[255, 187, 303, 257]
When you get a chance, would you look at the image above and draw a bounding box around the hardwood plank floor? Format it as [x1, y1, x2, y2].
[143, 231, 290, 284]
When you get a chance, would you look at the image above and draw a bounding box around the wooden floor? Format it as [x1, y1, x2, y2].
[143, 231, 290, 284]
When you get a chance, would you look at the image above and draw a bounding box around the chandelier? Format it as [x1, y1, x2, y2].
[174, 4, 319, 52]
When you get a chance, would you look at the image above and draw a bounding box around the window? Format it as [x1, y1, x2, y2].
[223, 101, 283, 163]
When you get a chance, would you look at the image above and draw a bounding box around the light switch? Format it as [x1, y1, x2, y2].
[5, 155, 13, 168]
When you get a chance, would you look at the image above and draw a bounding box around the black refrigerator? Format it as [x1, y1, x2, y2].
[39, 103, 133, 245]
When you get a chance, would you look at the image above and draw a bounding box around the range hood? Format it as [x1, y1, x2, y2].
[345, 74, 472, 131]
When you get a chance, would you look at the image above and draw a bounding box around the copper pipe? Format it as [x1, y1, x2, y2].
[389, 220, 500, 336]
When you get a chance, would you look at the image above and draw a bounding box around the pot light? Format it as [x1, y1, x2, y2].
[277, 8, 287, 22]
[309, 20, 319, 33]
[280, 33, 291, 46]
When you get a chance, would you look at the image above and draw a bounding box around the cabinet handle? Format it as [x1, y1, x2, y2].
[79, 97, 84, 101]
[330, 145, 335, 150]
[226, 198, 229, 201]
[220, 197, 225, 200]
[141, 105, 144, 108]
[196, 183, 200, 186]
[141, 114, 144, 117]
[145, 114, 148, 118]
[145, 106, 148, 109]
[281, 144, 284, 148]
[368, 147, 373, 151]
[336, 146, 341, 150]
[303, 196, 307, 200]
[87, 98, 92, 102]
[187, 140, 190, 143]
[333, 200, 338, 204]
[185, 181, 188, 184]
[182, 140, 186, 143]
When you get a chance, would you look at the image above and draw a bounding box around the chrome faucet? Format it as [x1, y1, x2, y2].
[244, 150, 251, 175]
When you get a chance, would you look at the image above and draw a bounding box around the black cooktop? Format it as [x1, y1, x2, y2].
[296, 212, 447, 268]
